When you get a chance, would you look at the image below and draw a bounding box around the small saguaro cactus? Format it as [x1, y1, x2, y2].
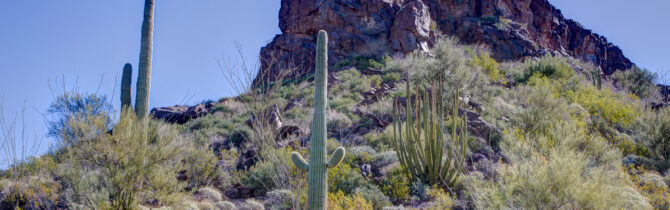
[121, 63, 133, 110]
[291, 30, 346, 210]
[591, 68, 602, 90]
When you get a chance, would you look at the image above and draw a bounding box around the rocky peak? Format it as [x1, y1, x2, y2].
[255, 0, 633, 85]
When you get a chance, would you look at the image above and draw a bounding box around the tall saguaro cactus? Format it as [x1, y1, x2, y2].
[291, 30, 346, 210]
[135, 0, 154, 118]
[121, 63, 133, 110]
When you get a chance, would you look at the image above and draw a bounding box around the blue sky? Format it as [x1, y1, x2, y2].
[0, 1, 668, 165]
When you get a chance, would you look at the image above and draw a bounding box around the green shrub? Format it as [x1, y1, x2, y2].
[347, 146, 377, 165]
[354, 185, 392, 210]
[239, 199, 265, 210]
[182, 149, 219, 190]
[328, 191, 373, 210]
[569, 85, 639, 126]
[382, 72, 401, 83]
[194, 187, 222, 202]
[369, 75, 382, 88]
[330, 97, 358, 113]
[379, 167, 410, 204]
[471, 52, 506, 84]
[426, 187, 454, 210]
[214, 201, 236, 210]
[612, 66, 659, 99]
[230, 127, 252, 146]
[243, 148, 302, 192]
[57, 109, 185, 209]
[635, 108, 670, 167]
[327, 111, 353, 133]
[265, 189, 294, 210]
[364, 131, 392, 152]
[328, 163, 367, 195]
[520, 55, 575, 83]
[0, 176, 61, 209]
[46, 92, 113, 148]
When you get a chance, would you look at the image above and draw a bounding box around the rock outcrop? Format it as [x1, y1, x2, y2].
[256, 0, 633, 84]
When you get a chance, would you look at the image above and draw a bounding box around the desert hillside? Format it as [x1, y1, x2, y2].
[1, 0, 669, 210]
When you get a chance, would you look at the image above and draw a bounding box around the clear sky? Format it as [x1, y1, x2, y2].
[0, 1, 668, 165]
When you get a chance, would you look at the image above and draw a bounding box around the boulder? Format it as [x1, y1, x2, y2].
[151, 103, 208, 124]
[224, 184, 257, 199]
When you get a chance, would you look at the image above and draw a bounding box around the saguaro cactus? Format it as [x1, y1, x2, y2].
[121, 63, 133, 110]
[591, 68, 602, 90]
[135, 0, 154, 118]
[291, 30, 345, 210]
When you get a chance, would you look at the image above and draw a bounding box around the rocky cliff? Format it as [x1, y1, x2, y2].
[255, 0, 633, 84]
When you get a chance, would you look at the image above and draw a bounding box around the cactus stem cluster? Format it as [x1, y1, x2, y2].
[392, 77, 467, 187]
[120, 0, 154, 118]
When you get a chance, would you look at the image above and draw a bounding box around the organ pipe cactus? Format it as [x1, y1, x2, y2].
[291, 30, 345, 210]
[121, 63, 133, 110]
[392, 79, 467, 187]
[135, 0, 154, 118]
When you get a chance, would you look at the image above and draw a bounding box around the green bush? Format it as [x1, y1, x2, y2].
[569, 84, 639, 126]
[382, 72, 401, 83]
[635, 108, 670, 167]
[379, 167, 410, 204]
[182, 149, 219, 190]
[239, 199, 265, 210]
[354, 184, 392, 210]
[265, 189, 294, 210]
[328, 163, 367, 195]
[57, 108, 185, 209]
[519, 55, 575, 83]
[471, 52, 506, 84]
[243, 148, 302, 192]
[612, 66, 659, 99]
[328, 191, 373, 210]
[214, 201, 236, 210]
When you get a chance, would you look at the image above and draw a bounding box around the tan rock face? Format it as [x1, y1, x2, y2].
[255, 0, 633, 85]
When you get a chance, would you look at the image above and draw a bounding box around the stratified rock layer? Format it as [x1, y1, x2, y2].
[256, 0, 633, 84]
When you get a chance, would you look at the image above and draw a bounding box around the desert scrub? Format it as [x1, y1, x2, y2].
[425, 187, 454, 209]
[569, 84, 639, 125]
[628, 166, 670, 209]
[243, 148, 304, 192]
[265, 189, 294, 210]
[56, 108, 185, 209]
[0, 175, 61, 209]
[519, 55, 575, 83]
[182, 149, 219, 190]
[633, 107, 670, 168]
[332, 68, 372, 95]
[239, 199, 265, 210]
[354, 184, 392, 209]
[46, 92, 113, 148]
[612, 66, 659, 99]
[470, 149, 649, 209]
[471, 52, 506, 84]
[379, 167, 410, 204]
[328, 163, 367, 195]
[328, 191, 373, 210]
[471, 116, 648, 209]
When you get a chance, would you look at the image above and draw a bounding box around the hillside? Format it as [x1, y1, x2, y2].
[1, 1, 670, 210]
